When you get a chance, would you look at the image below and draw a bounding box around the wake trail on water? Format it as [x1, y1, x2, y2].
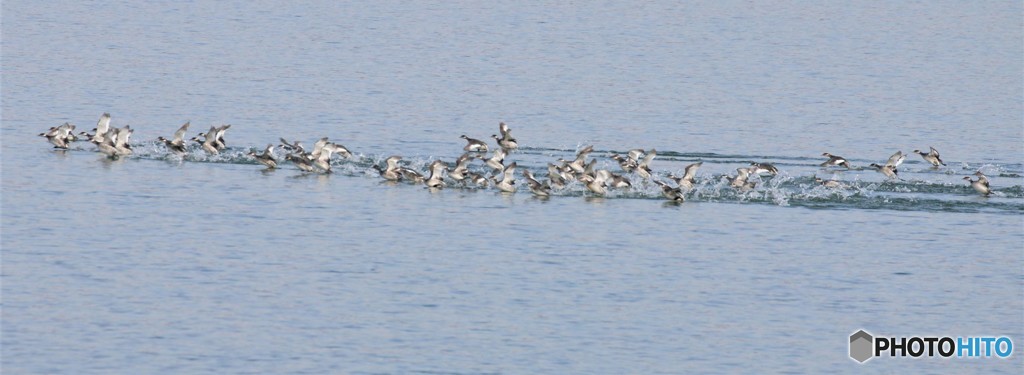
[57, 141, 1024, 215]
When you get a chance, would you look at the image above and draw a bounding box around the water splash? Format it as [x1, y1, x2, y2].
[64, 140, 1024, 215]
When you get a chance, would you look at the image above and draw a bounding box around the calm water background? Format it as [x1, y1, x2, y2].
[3, 1, 1022, 373]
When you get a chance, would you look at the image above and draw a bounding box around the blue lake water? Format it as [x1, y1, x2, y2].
[3, 1, 1022, 373]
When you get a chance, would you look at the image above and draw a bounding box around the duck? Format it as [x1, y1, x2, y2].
[820, 152, 851, 168]
[286, 152, 314, 172]
[279, 138, 306, 154]
[729, 168, 757, 191]
[580, 169, 611, 196]
[814, 176, 845, 188]
[460, 135, 489, 152]
[606, 172, 632, 189]
[248, 144, 278, 169]
[198, 126, 220, 155]
[562, 145, 594, 174]
[636, 149, 656, 180]
[399, 167, 425, 184]
[885, 151, 906, 169]
[749, 162, 778, 175]
[492, 134, 518, 152]
[610, 153, 637, 173]
[869, 163, 899, 180]
[197, 124, 230, 150]
[308, 137, 330, 160]
[653, 180, 685, 202]
[40, 123, 75, 149]
[485, 147, 506, 172]
[113, 125, 133, 155]
[372, 155, 404, 181]
[424, 160, 447, 188]
[466, 172, 490, 187]
[448, 153, 478, 183]
[157, 121, 191, 155]
[494, 122, 518, 150]
[964, 171, 991, 196]
[493, 162, 517, 193]
[81, 113, 112, 144]
[669, 162, 703, 190]
[96, 130, 121, 158]
[913, 147, 946, 167]
[522, 169, 551, 197]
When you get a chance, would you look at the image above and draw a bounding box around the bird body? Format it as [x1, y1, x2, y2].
[248, 144, 278, 169]
[821, 152, 851, 168]
[914, 147, 946, 167]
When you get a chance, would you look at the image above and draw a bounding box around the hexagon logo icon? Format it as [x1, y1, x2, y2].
[850, 330, 874, 363]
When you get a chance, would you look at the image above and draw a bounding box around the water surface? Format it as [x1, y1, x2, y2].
[3, 1, 1022, 373]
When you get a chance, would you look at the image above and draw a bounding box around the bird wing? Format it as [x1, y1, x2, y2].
[885, 151, 905, 168]
[640, 149, 657, 168]
[683, 162, 703, 180]
[576, 145, 594, 158]
[502, 162, 517, 182]
[96, 113, 111, 135]
[173, 121, 191, 142]
[627, 149, 644, 163]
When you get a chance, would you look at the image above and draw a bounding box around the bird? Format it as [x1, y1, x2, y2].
[885, 151, 906, 169]
[248, 144, 278, 169]
[40, 123, 75, 149]
[729, 168, 757, 191]
[448, 153, 478, 183]
[606, 172, 632, 189]
[279, 138, 305, 154]
[466, 172, 490, 187]
[562, 145, 594, 174]
[424, 160, 447, 188]
[493, 162, 518, 193]
[494, 122, 518, 151]
[372, 155, 404, 181]
[869, 163, 899, 180]
[286, 152, 314, 172]
[196, 126, 221, 155]
[653, 180, 685, 202]
[460, 135, 489, 152]
[308, 137, 331, 160]
[821, 152, 851, 168]
[610, 153, 637, 173]
[484, 147, 506, 172]
[749, 162, 778, 175]
[312, 143, 349, 173]
[964, 171, 991, 196]
[492, 134, 518, 152]
[113, 125, 133, 155]
[96, 129, 121, 158]
[669, 162, 703, 190]
[913, 147, 946, 167]
[157, 121, 191, 155]
[522, 170, 551, 197]
[81, 113, 112, 144]
[213, 124, 231, 149]
[636, 149, 656, 180]
[546, 163, 569, 190]
[814, 176, 845, 188]
[580, 169, 612, 196]
[398, 167, 425, 184]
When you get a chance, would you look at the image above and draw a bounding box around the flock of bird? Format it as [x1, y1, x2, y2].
[39, 113, 995, 201]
